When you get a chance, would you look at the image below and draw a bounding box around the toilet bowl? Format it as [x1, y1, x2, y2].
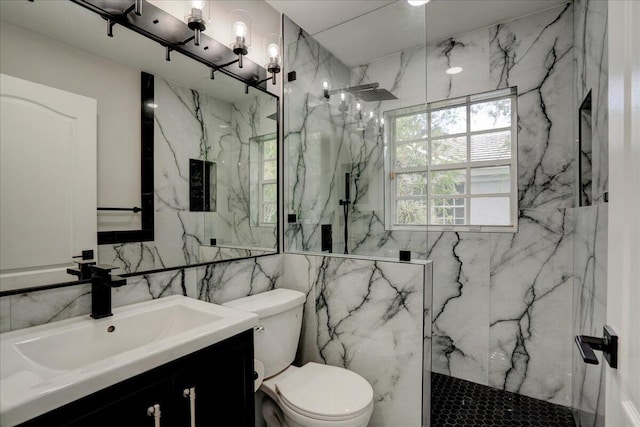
[223, 289, 374, 427]
[260, 364, 373, 427]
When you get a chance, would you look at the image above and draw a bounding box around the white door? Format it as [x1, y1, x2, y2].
[605, 1, 640, 426]
[0, 74, 97, 292]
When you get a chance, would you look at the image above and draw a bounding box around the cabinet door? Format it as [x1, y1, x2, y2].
[61, 379, 170, 427]
[172, 335, 254, 427]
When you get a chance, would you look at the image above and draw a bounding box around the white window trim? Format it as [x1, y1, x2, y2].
[384, 87, 519, 233]
[259, 137, 277, 227]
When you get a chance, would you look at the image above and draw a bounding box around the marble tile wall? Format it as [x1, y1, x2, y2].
[99, 76, 276, 274]
[574, 0, 609, 207]
[572, 204, 607, 427]
[284, 4, 578, 406]
[0, 255, 283, 333]
[283, 17, 354, 253]
[281, 254, 431, 427]
[572, 1, 608, 425]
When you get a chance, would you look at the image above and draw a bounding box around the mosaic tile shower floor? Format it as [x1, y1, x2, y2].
[431, 373, 575, 426]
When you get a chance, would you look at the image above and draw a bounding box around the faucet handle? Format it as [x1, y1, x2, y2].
[67, 258, 96, 280]
[110, 275, 127, 288]
[90, 264, 121, 277]
[72, 250, 94, 260]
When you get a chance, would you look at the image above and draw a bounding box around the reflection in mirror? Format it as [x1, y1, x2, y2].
[99, 73, 278, 273]
[0, 0, 278, 291]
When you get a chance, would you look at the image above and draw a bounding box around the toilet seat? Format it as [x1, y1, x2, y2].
[275, 362, 373, 421]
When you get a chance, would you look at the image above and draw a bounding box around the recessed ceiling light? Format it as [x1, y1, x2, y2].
[408, 0, 430, 6]
[446, 67, 463, 75]
[147, 102, 158, 108]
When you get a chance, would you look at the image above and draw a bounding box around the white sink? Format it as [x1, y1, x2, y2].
[0, 295, 258, 426]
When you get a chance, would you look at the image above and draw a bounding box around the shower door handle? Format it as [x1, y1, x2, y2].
[574, 325, 618, 368]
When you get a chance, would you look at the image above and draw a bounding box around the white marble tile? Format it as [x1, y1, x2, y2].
[425, 31, 491, 102]
[490, 4, 575, 210]
[197, 255, 283, 304]
[572, 203, 607, 426]
[489, 208, 574, 406]
[111, 268, 197, 309]
[428, 232, 490, 385]
[10, 284, 92, 330]
[282, 254, 425, 427]
[574, 0, 608, 206]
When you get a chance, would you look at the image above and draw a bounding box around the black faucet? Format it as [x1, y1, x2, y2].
[67, 250, 96, 281]
[90, 265, 126, 319]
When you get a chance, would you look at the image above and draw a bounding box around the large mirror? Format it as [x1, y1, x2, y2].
[0, 0, 279, 292]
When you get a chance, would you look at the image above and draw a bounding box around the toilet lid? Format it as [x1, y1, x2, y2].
[276, 362, 373, 420]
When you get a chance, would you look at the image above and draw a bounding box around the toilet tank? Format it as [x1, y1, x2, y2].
[223, 289, 306, 378]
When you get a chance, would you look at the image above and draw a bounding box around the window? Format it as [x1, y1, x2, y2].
[385, 88, 518, 231]
[260, 137, 277, 225]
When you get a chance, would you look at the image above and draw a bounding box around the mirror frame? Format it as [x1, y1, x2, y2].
[98, 72, 155, 244]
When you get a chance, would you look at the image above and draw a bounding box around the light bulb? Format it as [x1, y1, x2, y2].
[322, 81, 329, 89]
[234, 21, 247, 38]
[191, 0, 204, 9]
[407, 0, 430, 5]
[369, 111, 374, 119]
[268, 43, 279, 59]
[446, 66, 463, 75]
[356, 102, 361, 111]
[341, 92, 346, 101]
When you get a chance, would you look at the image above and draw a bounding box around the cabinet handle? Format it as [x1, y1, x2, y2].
[147, 403, 161, 427]
[183, 387, 196, 427]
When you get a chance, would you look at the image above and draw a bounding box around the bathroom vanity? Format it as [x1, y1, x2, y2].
[0, 297, 258, 427]
[20, 331, 254, 427]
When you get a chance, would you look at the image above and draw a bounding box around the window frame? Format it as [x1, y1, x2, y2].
[384, 87, 519, 233]
[258, 137, 277, 226]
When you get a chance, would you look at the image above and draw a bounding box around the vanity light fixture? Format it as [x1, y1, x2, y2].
[339, 92, 348, 112]
[407, 0, 430, 6]
[323, 81, 330, 99]
[446, 66, 463, 75]
[264, 35, 281, 85]
[230, 9, 251, 69]
[253, 34, 281, 86]
[186, 0, 208, 46]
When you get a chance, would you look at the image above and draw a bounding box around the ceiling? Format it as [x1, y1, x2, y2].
[267, 0, 570, 67]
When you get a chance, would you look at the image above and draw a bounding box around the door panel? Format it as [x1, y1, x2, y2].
[0, 74, 97, 291]
[605, 1, 640, 425]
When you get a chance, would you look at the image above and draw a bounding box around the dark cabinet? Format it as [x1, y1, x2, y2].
[20, 330, 254, 427]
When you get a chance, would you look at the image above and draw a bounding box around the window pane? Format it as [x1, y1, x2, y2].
[395, 141, 427, 169]
[470, 98, 511, 131]
[430, 198, 466, 225]
[469, 197, 511, 225]
[470, 166, 511, 194]
[470, 131, 511, 162]
[429, 169, 466, 196]
[397, 173, 427, 196]
[263, 183, 277, 203]
[263, 203, 277, 223]
[395, 113, 427, 141]
[397, 199, 427, 225]
[263, 160, 277, 180]
[431, 136, 467, 165]
[430, 106, 466, 136]
[263, 139, 277, 160]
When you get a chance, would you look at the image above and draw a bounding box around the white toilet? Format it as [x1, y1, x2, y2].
[223, 289, 374, 427]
